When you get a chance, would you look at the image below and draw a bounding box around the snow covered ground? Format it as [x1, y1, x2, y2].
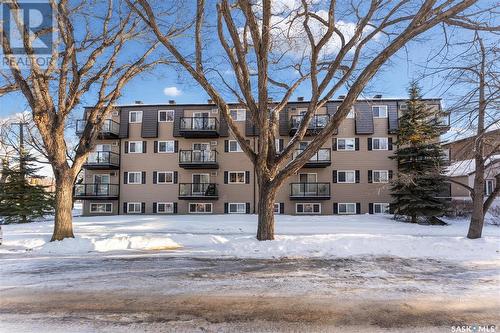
[1, 214, 499, 261]
[1, 215, 499, 332]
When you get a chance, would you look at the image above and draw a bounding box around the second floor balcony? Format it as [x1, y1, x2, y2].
[76, 119, 120, 139]
[73, 183, 119, 200]
[178, 183, 218, 200]
[179, 117, 219, 138]
[289, 114, 330, 136]
[290, 182, 331, 200]
[293, 148, 331, 168]
[83, 151, 120, 170]
[179, 150, 218, 169]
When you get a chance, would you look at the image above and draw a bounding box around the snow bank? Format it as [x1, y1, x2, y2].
[37, 235, 181, 254]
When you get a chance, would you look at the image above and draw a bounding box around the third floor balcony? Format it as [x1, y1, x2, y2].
[289, 114, 330, 136]
[178, 183, 219, 200]
[76, 119, 120, 139]
[179, 117, 219, 138]
[289, 182, 331, 200]
[179, 150, 218, 169]
[293, 148, 331, 168]
[83, 151, 120, 170]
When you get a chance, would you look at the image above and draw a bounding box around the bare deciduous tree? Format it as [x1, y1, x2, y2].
[429, 33, 499, 238]
[128, 0, 491, 240]
[0, 0, 168, 241]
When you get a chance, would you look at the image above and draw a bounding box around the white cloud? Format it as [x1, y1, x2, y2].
[163, 86, 182, 97]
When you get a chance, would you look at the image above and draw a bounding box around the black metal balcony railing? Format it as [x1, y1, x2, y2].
[74, 183, 119, 199]
[76, 119, 120, 138]
[289, 115, 330, 135]
[84, 151, 120, 169]
[178, 183, 218, 199]
[290, 182, 331, 199]
[293, 148, 331, 167]
[179, 117, 219, 138]
[179, 150, 218, 169]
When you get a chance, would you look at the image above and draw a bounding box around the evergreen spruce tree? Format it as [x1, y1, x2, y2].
[0, 151, 54, 224]
[390, 81, 449, 223]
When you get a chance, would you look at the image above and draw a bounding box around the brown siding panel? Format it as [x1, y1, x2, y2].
[119, 109, 129, 138]
[355, 105, 374, 134]
[173, 109, 183, 137]
[219, 113, 229, 137]
[388, 105, 399, 134]
[141, 109, 158, 138]
[279, 108, 289, 136]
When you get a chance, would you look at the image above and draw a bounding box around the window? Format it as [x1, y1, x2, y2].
[229, 203, 246, 214]
[128, 172, 142, 184]
[338, 170, 356, 183]
[230, 109, 246, 121]
[275, 139, 283, 153]
[229, 140, 243, 152]
[189, 203, 212, 213]
[128, 141, 143, 153]
[158, 140, 175, 153]
[129, 111, 143, 123]
[158, 110, 174, 122]
[90, 203, 112, 213]
[296, 203, 321, 214]
[127, 202, 142, 213]
[156, 171, 174, 184]
[485, 179, 495, 195]
[228, 171, 245, 184]
[372, 105, 388, 118]
[338, 203, 356, 214]
[273, 203, 282, 214]
[372, 138, 388, 150]
[373, 170, 389, 183]
[337, 138, 355, 151]
[373, 203, 390, 214]
[157, 202, 174, 214]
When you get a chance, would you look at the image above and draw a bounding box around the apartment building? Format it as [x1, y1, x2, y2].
[74, 97, 447, 216]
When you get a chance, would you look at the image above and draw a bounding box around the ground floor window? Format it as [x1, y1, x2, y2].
[485, 179, 495, 195]
[189, 203, 212, 213]
[157, 202, 174, 214]
[127, 202, 142, 214]
[338, 203, 356, 214]
[273, 203, 282, 214]
[90, 203, 112, 213]
[373, 203, 390, 214]
[229, 203, 246, 214]
[296, 203, 321, 214]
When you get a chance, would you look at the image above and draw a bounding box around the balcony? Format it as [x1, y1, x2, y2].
[290, 182, 331, 200]
[73, 183, 119, 200]
[436, 112, 450, 133]
[289, 114, 330, 136]
[83, 151, 120, 170]
[179, 117, 219, 138]
[76, 119, 120, 139]
[179, 150, 218, 169]
[178, 183, 218, 200]
[293, 148, 331, 168]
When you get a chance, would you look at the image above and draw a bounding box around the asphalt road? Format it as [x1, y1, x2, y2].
[1, 254, 499, 332]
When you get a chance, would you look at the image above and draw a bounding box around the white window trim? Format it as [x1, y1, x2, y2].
[228, 140, 243, 152]
[156, 171, 174, 184]
[228, 171, 246, 184]
[93, 174, 110, 184]
[188, 203, 213, 214]
[127, 202, 142, 214]
[298, 172, 317, 183]
[229, 109, 246, 121]
[296, 203, 321, 214]
[372, 137, 389, 150]
[337, 170, 356, 184]
[158, 140, 175, 153]
[129, 110, 143, 123]
[485, 179, 494, 195]
[228, 202, 246, 214]
[372, 105, 388, 118]
[273, 203, 282, 214]
[338, 203, 357, 215]
[90, 203, 113, 213]
[158, 110, 174, 122]
[128, 141, 143, 154]
[337, 138, 356, 151]
[192, 173, 210, 183]
[373, 203, 390, 214]
[372, 170, 389, 183]
[128, 171, 142, 184]
[157, 202, 174, 214]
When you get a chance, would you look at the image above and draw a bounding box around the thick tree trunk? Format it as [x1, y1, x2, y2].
[257, 181, 277, 241]
[467, 169, 485, 239]
[51, 175, 75, 241]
